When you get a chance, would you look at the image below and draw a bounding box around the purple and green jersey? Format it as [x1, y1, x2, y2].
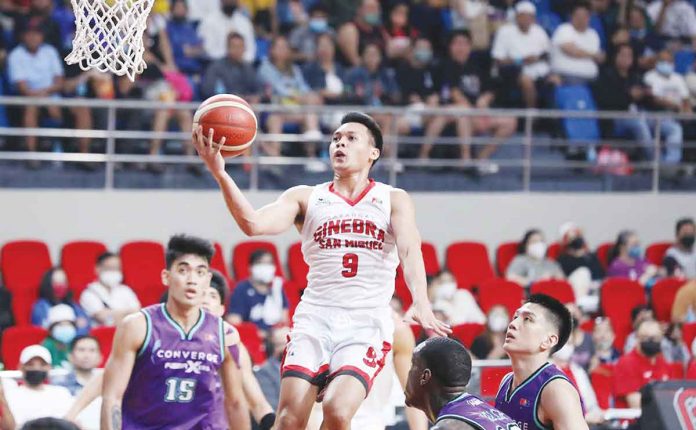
[436, 392, 521, 430]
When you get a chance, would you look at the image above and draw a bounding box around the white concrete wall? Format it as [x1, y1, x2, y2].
[1, 190, 694, 268]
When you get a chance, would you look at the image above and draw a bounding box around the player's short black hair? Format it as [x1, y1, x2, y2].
[341, 112, 383, 154]
[70, 334, 100, 353]
[210, 270, 229, 305]
[165, 235, 215, 269]
[249, 249, 273, 266]
[96, 251, 118, 266]
[526, 294, 572, 354]
[21, 418, 81, 430]
[517, 228, 542, 254]
[676, 217, 695, 235]
[416, 337, 472, 387]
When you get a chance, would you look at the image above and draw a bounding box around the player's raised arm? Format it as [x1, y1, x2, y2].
[391, 189, 451, 336]
[540, 379, 589, 430]
[193, 126, 309, 236]
[100, 313, 146, 430]
[220, 323, 251, 430]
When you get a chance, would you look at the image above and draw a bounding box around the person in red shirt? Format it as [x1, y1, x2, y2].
[613, 319, 671, 408]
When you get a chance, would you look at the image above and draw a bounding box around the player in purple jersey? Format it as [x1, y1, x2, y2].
[404, 337, 521, 430]
[495, 294, 587, 430]
[100, 235, 250, 430]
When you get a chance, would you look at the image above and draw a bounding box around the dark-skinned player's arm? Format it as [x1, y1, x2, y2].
[101, 313, 146, 430]
[220, 322, 251, 430]
[391, 189, 451, 336]
[540, 379, 589, 430]
[431, 418, 478, 429]
[192, 126, 309, 236]
[391, 318, 429, 430]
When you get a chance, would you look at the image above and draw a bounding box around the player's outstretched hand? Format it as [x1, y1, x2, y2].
[192, 125, 226, 177]
[404, 300, 452, 337]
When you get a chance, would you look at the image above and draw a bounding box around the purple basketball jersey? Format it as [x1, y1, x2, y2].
[437, 392, 520, 430]
[122, 304, 227, 430]
[495, 362, 581, 430]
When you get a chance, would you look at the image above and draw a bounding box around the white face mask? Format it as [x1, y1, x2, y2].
[99, 270, 123, 288]
[488, 313, 509, 333]
[251, 264, 276, 284]
[435, 282, 457, 300]
[553, 343, 575, 361]
[528, 242, 547, 260]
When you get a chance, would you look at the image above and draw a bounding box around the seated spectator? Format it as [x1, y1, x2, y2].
[227, 250, 289, 337]
[7, 24, 64, 167]
[7, 345, 73, 427]
[666, 217, 696, 278]
[613, 319, 670, 408]
[80, 252, 140, 327]
[185, 0, 219, 23]
[470, 305, 509, 360]
[254, 324, 290, 412]
[663, 322, 690, 364]
[258, 35, 324, 171]
[289, 4, 334, 63]
[552, 343, 603, 425]
[607, 230, 658, 285]
[383, 1, 418, 62]
[198, 0, 256, 62]
[55, 335, 102, 396]
[588, 316, 621, 372]
[166, 0, 206, 76]
[623, 306, 669, 353]
[566, 303, 594, 370]
[427, 270, 485, 325]
[302, 33, 348, 111]
[643, 49, 691, 163]
[627, 6, 659, 71]
[550, 2, 605, 84]
[337, 0, 386, 67]
[506, 228, 564, 286]
[671, 278, 696, 322]
[491, 1, 551, 108]
[41, 304, 78, 369]
[201, 32, 262, 101]
[14, 0, 63, 52]
[31, 267, 89, 336]
[556, 222, 605, 300]
[647, 0, 696, 42]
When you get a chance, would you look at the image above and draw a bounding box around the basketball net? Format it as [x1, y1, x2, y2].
[65, 0, 155, 81]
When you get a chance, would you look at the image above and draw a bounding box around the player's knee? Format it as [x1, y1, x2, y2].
[275, 407, 308, 430]
[321, 400, 353, 428]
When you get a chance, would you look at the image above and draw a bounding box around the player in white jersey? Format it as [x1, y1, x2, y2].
[193, 111, 450, 430]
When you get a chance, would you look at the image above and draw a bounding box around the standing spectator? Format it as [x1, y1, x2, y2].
[506, 229, 565, 287]
[200, 32, 262, 101]
[663, 322, 690, 364]
[198, 0, 256, 62]
[551, 344, 603, 425]
[302, 33, 348, 109]
[607, 230, 658, 285]
[227, 250, 289, 337]
[41, 304, 78, 369]
[7, 345, 73, 427]
[427, 270, 485, 325]
[14, 0, 63, 52]
[666, 217, 696, 278]
[337, 0, 386, 67]
[491, 1, 551, 108]
[588, 317, 621, 372]
[470, 305, 509, 360]
[55, 335, 102, 396]
[647, 0, 696, 41]
[79, 252, 140, 327]
[671, 279, 696, 322]
[254, 324, 290, 412]
[166, 0, 206, 76]
[613, 319, 671, 408]
[550, 2, 605, 83]
[7, 24, 64, 166]
[289, 4, 333, 63]
[31, 267, 90, 336]
[383, 1, 418, 62]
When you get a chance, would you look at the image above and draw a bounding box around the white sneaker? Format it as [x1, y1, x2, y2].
[305, 159, 328, 173]
[302, 129, 323, 142]
[476, 161, 500, 175]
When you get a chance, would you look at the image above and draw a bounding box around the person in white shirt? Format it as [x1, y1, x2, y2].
[79, 252, 140, 327]
[491, 1, 550, 107]
[666, 217, 696, 278]
[644, 49, 692, 163]
[6, 345, 73, 427]
[550, 3, 605, 83]
[198, 0, 256, 62]
[647, 0, 696, 40]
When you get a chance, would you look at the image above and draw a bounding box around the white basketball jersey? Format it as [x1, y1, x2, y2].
[300, 180, 400, 309]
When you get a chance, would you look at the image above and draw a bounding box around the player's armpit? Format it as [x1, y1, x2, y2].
[539, 378, 589, 430]
[431, 418, 478, 430]
[220, 346, 251, 430]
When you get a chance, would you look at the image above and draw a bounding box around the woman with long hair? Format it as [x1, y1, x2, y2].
[31, 267, 90, 335]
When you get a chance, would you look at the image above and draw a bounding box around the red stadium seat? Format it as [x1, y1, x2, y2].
[1, 240, 52, 295]
[595, 242, 614, 270]
[478, 278, 524, 316]
[234, 322, 266, 365]
[394, 269, 412, 310]
[670, 362, 685, 379]
[451, 323, 485, 348]
[688, 361, 696, 379]
[410, 325, 423, 341]
[287, 242, 308, 286]
[61, 241, 107, 298]
[579, 319, 595, 333]
[120, 241, 166, 307]
[600, 278, 646, 350]
[420, 242, 441, 276]
[1, 326, 48, 370]
[646, 242, 672, 266]
[283, 280, 304, 320]
[445, 242, 495, 291]
[480, 366, 512, 399]
[683, 323, 696, 348]
[211, 242, 232, 284]
[530, 279, 576, 304]
[590, 363, 614, 409]
[546, 242, 561, 260]
[12, 293, 37, 327]
[495, 241, 519, 276]
[232, 241, 283, 281]
[90, 326, 116, 367]
[651, 277, 685, 322]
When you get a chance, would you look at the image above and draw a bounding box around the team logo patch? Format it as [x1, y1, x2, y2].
[363, 346, 378, 368]
[371, 197, 383, 205]
[674, 387, 696, 430]
[519, 398, 530, 407]
[316, 197, 331, 206]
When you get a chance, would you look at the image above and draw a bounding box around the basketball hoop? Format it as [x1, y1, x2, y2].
[65, 0, 155, 81]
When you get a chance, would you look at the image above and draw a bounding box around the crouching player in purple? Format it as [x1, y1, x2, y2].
[405, 337, 520, 430]
[100, 235, 250, 430]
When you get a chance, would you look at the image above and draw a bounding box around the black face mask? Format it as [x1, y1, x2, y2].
[222, 5, 237, 15]
[640, 339, 662, 357]
[569, 237, 585, 250]
[172, 16, 187, 24]
[24, 370, 47, 386]
[679, 235, 695, 249]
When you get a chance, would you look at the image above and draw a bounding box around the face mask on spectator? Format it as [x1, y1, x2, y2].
[24, 370, 47, 386]
[568, 236, 585, 250]
[640, 339, 662, 357]
[487, 312, 509, 333]
[680, 234, 695, 249]
[656, 61, 674, 76]
[413, 48, 432, 64]
[251, 264, 276, 284]
[222, 5, 236, 15]
[53, 282, 69, 300]
[99, 270, 123, 288]
[52, 324, 77, 345]
[628, 245, 643, 260]
[363, 13, 381, 26]
[435, 282, 457, 301]
[553, 343, 574, 361]
[527, 242, 547, 260]
[309, 18, 328, 32]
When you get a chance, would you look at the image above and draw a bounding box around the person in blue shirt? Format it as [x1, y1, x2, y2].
[31, 267, 90, 336]
[166, 0, 206, 76]
[227, 250, 289, 337]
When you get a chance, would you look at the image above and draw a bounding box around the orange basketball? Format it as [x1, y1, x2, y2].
[193, 94, 257, 158]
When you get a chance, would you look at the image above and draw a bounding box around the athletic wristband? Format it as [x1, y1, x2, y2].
[259, 412, 276, 430]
